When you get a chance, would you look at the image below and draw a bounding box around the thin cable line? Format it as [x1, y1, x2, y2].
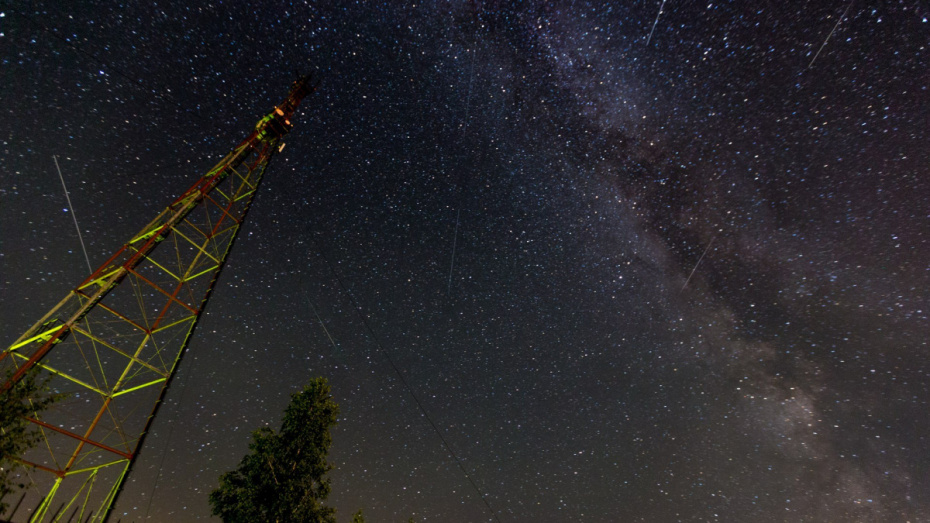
[308, 295, 340, 355]
[298, 270, 342, 359]
[143, 370, 190, 520]
[53, 156, 93, 275]
[461, 43, 477, 134]
[645, 0, 667, 46]
[446, 28, 481, 297]
[309, 234, 503, 523]
[681, 235, 716, 291]
[447, 207, 461, 294]
[808, 0, 855, 69]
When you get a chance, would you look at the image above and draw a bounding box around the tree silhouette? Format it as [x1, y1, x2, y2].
[1, 368, 58, 516]
[210, 377, 339, 523]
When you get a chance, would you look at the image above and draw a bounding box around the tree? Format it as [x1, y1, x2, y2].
[209, 377, 340, 523]
[1, 368, 58, 516]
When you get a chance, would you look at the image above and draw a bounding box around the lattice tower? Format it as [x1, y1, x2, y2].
[1, 74, 316, 522]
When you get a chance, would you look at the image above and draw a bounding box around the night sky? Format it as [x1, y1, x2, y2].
[2, 1, 929, 521]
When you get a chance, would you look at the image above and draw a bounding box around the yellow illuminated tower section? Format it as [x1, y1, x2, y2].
[1, 74, 317, 522]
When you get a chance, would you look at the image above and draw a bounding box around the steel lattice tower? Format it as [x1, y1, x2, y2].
[1, 74, 316, 522]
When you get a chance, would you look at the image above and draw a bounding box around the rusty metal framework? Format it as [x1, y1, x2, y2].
[1, 74, 316, 522]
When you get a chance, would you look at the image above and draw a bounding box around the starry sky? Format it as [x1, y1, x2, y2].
[1, 1, 929, 521]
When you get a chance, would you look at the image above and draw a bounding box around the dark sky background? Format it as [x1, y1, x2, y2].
[2, 1, 929, 521]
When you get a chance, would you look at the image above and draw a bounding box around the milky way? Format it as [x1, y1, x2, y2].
[1, 2, 928, 521]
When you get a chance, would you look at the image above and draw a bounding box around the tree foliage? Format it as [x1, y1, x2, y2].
[209, 377, 340, 523]
[1, 368, 58, 516]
